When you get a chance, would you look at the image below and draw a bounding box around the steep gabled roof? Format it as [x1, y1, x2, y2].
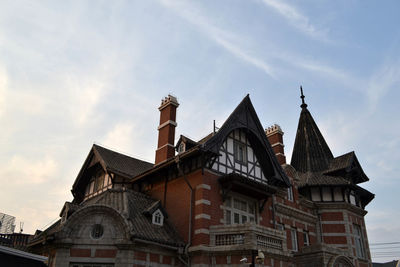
[202, 95, 290, 186]
[71, 144, 153, 201]
[291, 103, 333, 172]
[93, 144, 153, 178]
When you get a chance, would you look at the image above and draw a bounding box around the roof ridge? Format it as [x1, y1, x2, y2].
[93, 143, 153, 165]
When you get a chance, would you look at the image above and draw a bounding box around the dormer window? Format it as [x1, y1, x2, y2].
[178, 142, 185, 153]
[152, 209, 164, 226]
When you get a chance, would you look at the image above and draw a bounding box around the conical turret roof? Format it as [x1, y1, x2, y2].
[291, 88, 333, 172]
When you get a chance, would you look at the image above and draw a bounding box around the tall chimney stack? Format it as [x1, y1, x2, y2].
[266, 124, 286, 165]
[155, 95, 179, 165]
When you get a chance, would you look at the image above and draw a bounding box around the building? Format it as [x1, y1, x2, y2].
[29, 91, 374, 267]
[0, 212, 16, 234]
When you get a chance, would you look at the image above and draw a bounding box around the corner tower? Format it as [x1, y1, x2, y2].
[290, 87, 374, 267]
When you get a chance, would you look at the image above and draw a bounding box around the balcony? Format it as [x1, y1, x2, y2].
[209, 223, 289, 256]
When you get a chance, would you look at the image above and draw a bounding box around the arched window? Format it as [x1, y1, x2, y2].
[152, 209, 164, 226]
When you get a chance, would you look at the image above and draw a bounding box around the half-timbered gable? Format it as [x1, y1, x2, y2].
[71, 144, 153, 203]
[203, 95, 290, 187]
[211, 128, 268, 183]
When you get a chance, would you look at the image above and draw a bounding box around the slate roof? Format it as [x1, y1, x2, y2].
[326, 152, 354, 173]
[93, 144, 153, 178]
[297, 172, 351, 187]
[30, 189, 184, 248]
[86, 189, 184, 247]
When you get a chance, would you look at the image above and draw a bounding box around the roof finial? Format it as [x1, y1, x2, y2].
[300, 85, 308, 108]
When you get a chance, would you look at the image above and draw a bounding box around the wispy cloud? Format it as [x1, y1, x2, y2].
[158, 0, 276, 78]
[366, 58, 400, 112]
[260, 0, 331, 43]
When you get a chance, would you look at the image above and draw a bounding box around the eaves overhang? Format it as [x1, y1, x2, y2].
[218, 173, 277, 201]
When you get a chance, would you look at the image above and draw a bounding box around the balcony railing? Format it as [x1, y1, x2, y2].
[210, 223, 288, 255]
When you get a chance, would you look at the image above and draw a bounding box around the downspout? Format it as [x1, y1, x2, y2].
[175, 156, 193, 267]
[271, 195, 277, 229]
[317, 210, 323, 243]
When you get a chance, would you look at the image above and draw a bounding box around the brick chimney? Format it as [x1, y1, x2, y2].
[155, 95, 179, 165]
[266, 124, 286, 165]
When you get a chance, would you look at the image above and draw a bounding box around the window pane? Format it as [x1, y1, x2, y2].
[234, 199, 241, 209]
[248, 204, 254, 215]
[241, 201, 247, 212]
[234, 213, 240, 224]
[226, 210, 231, 225]
[242, 215, 247, 223]
[291, 229, 298, 251]
[303, 232, 309, 246]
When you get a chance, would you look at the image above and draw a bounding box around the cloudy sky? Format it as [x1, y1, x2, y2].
[1, 0, 399, 262]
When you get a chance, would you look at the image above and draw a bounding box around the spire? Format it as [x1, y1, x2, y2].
[291, 89, 333, 172]
[300, 86, 308, 109]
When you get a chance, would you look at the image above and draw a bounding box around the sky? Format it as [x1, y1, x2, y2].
[0, 0, 399, 262]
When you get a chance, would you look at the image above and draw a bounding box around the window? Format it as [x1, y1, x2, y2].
[178, 142, 185, 153]
[303, 231, 310, 246]
[276, 223, 284, 231]
[84, 171, 113, 200]
[287, 186, 294, 202]
[291, 228, 298, 251]
[91, 224, 104, 239]
[234, 140, 247, 164]
[152, 209, 164, 226]
[224, 195, 256, 225]
[349, 191, 357, 206]
[95, 172, 104, 192]
[354, 224, 365, 258]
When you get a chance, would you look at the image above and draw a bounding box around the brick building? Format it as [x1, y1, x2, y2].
[29, 92, 374, 267]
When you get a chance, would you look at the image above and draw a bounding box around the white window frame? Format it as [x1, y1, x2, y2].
[234, 140, 247, 164]
[354, 224, 365, 259]
[287, 186, 294, 202]
[152, 209, 164, 226]
[223, 194, 256, 225]
[291, 228, 298, 251]
[178, 142, 185, 153]
[303, 231, 310, 246]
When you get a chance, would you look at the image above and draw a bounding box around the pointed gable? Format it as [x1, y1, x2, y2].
[71, 144, 153, 203]
[202, 95, 290, 186]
